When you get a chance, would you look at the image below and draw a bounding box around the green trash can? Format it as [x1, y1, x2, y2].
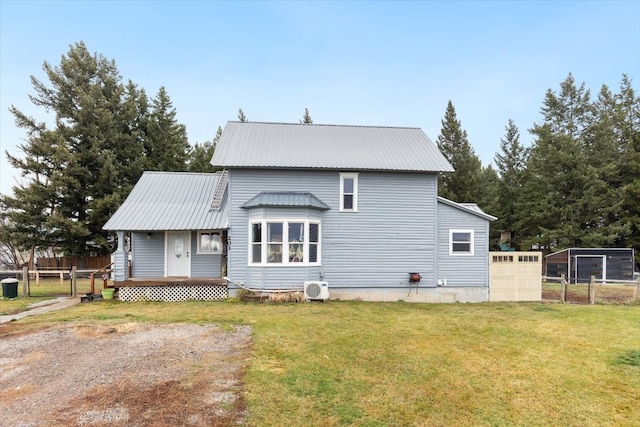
[1, 278, 19, 299]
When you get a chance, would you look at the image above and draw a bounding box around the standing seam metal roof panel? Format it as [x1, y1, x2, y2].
[437, 197, 497, 221]
[103, 171, 229, 231]
[211, 121, 454, 172]
[241, 192, 331, 210]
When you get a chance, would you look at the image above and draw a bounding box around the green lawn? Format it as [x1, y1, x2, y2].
[6, 299, 638, 426]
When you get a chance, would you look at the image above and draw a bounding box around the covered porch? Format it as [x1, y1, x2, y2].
[103, 171, 230, 296]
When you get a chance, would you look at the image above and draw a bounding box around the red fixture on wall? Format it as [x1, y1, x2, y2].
[409, 273, 421, 283]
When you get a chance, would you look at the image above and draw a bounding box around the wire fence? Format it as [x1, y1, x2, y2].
[543, 275, 640, 304]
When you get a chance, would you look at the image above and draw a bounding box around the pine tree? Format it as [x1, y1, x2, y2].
[300, 108, 313, 124]
[1, 42, 147, 256]
[436, 101, 483, 203]
[521, 73, 617, 250]
[237, 108, 247, 122]
[144, 87, 190, 172]
[478, 165, 501, 248]
[494, 119, 528, 247]
[188, 126, 222, 173]
[615, 75, 640, 253]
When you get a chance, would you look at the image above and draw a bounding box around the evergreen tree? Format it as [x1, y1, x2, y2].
[615, 75, 640, 253]
[300, 108, 313, 124]
[1, 42, 147, 256]
[494, 119, 528, 247]
[436, 101, 483, 203]
[188, 126, 222, 173]
[237, 108, 247, 122]
[478, 164, 501, 248]
[521, 73, 616, 250]
[144, 87, 190, 172]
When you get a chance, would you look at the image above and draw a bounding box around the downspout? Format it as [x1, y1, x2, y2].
[485, 221, 490, 301]
[433, 184, 439, 288]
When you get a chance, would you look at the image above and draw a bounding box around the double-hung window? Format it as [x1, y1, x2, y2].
[340, 172, 358, 212]
[250, 220, 320, 265]
[450, 230, 474, 255]
[197, 231, 222, 254]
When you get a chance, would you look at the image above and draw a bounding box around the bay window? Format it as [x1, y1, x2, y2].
[250, 220, 321, 265]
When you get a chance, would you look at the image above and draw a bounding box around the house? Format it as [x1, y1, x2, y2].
[104, 121, 496, 303]
[545, 248, 635, 284]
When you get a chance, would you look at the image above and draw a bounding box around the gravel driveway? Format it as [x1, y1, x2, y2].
[0, 322, 252, 426]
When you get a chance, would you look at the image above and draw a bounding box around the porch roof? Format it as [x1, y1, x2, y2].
[103, 171, 229, 231]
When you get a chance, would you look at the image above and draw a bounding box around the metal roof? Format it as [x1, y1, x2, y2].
[438, 197, 497, 221]
[103, 171, 229, 231]
[211, 121, 454, 172]
[241, 192, 330, 210]
[545, 248, 634, 258]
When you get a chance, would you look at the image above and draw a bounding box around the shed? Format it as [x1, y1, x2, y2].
[545, 248, 635, 283]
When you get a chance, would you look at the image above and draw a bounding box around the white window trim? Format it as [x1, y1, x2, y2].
[449, 229, 474, 256]
[196, 231, 222, 254]
[340, 172, 359, 212]
[248, 219, 321, 266]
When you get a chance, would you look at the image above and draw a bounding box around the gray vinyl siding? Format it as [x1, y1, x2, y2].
[132, 231, 221, 278]
[227, 169, 438, 290]
[131, 232, 164, 278]
[190, 232, 222, 278]
[436, 203, 490, 287]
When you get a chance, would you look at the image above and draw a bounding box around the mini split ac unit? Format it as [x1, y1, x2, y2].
[304, 281, 329, 301]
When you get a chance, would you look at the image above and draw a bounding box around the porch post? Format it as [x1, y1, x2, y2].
[114, 231, 129, 282]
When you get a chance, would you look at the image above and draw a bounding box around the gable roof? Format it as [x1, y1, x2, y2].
[437, 197, 497, 221]
[211, 121, 454, 172]
[241, 192, 330, 210]
[103, 171, 228, 231]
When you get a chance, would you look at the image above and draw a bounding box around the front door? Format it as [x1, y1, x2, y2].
[166, 231, 191, 277]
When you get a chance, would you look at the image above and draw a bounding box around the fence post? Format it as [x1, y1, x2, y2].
[71, 266, 77, 297]
[589, 275, 596, 305]
[636, 279, 640, 302]
[560, 274, 567, 303]
[22, 266, 28, 298]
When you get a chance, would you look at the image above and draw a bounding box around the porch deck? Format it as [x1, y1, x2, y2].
[114, 278, 227, 288]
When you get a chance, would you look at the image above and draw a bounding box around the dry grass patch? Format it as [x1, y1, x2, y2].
[543, 281, 638, 304]
[0, 321, 251, 427]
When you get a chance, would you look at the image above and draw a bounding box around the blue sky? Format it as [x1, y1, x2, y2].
[1, 0, 639, 196]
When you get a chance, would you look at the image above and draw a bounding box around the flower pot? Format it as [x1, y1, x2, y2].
[101, 288, 115, 300]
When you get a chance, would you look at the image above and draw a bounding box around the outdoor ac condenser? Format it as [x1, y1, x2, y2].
[303, 281, 329, 301]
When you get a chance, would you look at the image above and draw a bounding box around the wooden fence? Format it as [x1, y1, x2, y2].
[1, 265, 114, 298]
[36, 255, 111, 269]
